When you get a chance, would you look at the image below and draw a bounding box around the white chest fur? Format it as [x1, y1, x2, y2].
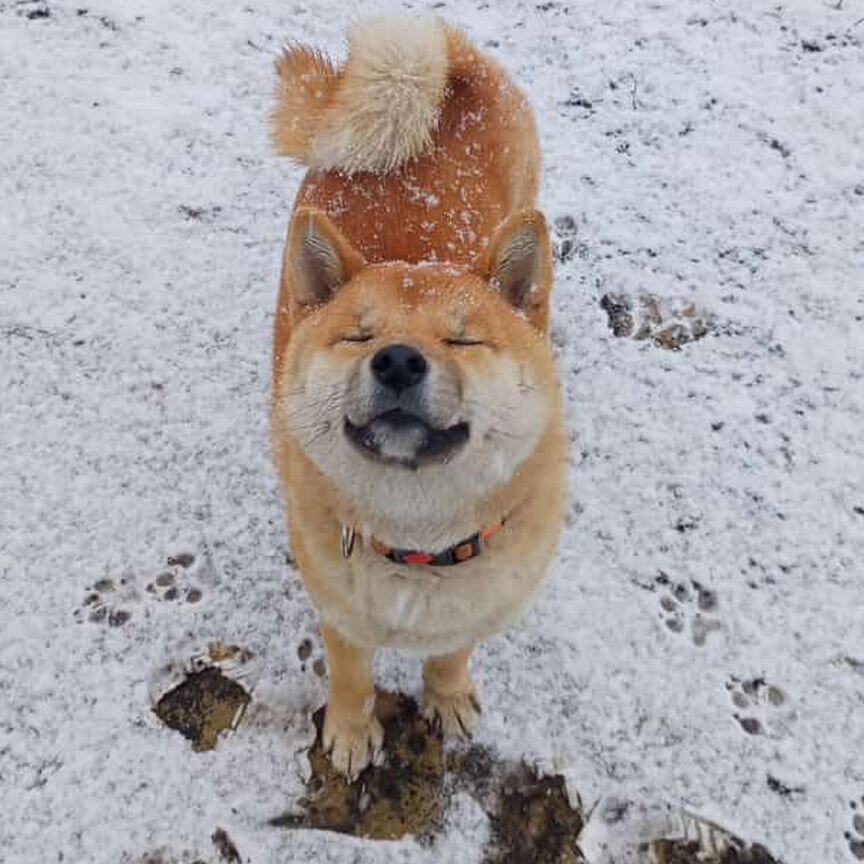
[318, 539, 551, 655]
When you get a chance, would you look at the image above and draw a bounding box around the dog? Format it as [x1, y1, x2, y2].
[270, 13, 567, 778]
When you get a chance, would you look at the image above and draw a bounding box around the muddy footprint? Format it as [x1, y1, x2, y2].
[600, 291, 710, 350]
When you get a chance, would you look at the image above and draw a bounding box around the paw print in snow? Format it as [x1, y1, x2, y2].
[75, 552, 204, 625]
[600, 291, 710, 350]
[726, 676, 790, 738]
[847, 796, 864, 860]
[656, 574, 720, 646]
[552, 214, 583, 264]
[145, 553, 203, 605]
[297, 636, 327, 679]
[75, 577, 132, 627]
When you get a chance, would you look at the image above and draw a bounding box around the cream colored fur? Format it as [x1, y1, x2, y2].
[274, 13, 448, 173]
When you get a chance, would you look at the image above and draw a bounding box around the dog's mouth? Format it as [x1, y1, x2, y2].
[344, 409, 470, 468]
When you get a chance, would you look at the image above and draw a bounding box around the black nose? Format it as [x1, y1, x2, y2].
[371, 344, 428, 393]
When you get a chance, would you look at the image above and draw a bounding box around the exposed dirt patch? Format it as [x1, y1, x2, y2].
[152, 681, 782, 864]
[154, 667, 249, 752]
[270, 691, 585, 862]
[146, 680, 786, 863]
[269, 692, 447, 839]
[483, 761, 584, 864]
[653, 838, 781, 863]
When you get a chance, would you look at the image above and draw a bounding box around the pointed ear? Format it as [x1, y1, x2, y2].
[288, 207, 364, 305]
[478, 209, 553, 331]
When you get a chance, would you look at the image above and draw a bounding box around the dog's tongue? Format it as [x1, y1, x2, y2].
[369, 414, 428, 461]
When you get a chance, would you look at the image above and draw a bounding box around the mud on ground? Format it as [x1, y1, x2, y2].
[154, 669, 783, 864]
[269, 691, 585, 863]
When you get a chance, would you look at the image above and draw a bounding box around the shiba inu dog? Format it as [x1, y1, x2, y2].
[271, 13, 567, 778]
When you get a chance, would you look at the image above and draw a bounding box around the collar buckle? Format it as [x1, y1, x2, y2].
[341, 524, 356, 559]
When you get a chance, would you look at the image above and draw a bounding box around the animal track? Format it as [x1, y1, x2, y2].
[600, 291, 710, 350]
[144, 554, 203, 605]
[847, 795, 864, 860]
[726, 676, 789, 738]
[552, 214, 584, 264]
[75, 577, 133, 627]
[75, 552, 204, 625]
[656, 574, 720, 646]
[297, 637, 327, 678]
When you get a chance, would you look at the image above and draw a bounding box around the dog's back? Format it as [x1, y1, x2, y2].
[272, 14, 541, 266]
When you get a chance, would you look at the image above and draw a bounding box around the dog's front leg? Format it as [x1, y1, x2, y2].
[321, 623, 383, 779]
[422, 644, 481, 737]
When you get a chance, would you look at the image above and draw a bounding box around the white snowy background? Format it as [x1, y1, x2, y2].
[2, 0, 863, 861]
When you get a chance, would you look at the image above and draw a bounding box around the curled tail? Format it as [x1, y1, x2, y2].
[272, 14, 452, 174]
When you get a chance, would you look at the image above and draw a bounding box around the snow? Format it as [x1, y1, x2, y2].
[2, 0, 863, 862]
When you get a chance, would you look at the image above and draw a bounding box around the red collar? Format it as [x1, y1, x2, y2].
[341, 519, 505, 567]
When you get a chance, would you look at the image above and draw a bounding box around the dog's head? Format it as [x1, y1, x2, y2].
[275, 207, 559, 524]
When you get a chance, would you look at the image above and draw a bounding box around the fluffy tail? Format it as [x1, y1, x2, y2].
[272, 14, 451, 174]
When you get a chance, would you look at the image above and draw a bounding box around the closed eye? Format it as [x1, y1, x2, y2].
[341, 333, 373, 343]
[445, 337, 484, 347]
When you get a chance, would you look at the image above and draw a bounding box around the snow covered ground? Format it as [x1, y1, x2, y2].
[2, 0, 863, 861]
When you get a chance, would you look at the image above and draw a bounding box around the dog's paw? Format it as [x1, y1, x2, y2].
[422, 683, 482, 737]
[322, 709, 383, 780]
